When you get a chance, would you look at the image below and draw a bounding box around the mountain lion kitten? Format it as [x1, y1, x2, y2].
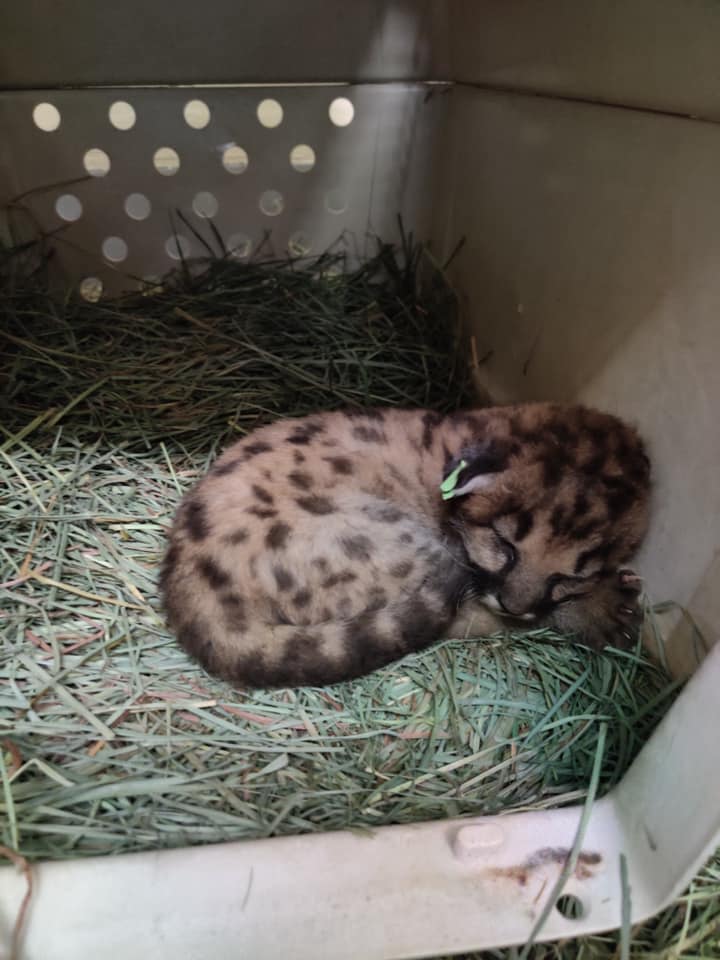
[160, 403, 650, 688]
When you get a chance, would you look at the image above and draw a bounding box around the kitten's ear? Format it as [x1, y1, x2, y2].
[440, 439, 513, 501]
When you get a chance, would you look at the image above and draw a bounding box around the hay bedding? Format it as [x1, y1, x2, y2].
[1, 237, 718, 958]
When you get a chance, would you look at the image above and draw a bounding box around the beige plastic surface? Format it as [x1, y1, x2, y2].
[450, 0, 720, 122]
[0, 0, 450, 88]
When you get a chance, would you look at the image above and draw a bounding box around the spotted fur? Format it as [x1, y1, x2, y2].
[160, 403, 651, 688]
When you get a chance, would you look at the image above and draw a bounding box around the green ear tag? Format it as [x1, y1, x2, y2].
[440, 459, 468, 500]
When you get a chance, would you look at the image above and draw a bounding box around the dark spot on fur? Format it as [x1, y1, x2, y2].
[390, 560, 414, 578]
[515, 511, 534, 541]
[228, 630, 349, 687]
[220, 592, 246, 630]
[287, 422, 324, 445]
[229, 651, 266, 685]
[344, 407, 385, 421]
[252, 484, 274, 505]
[342, 594, 452, 682]
[341, 612, 390, 677]
[312, 557, 329, 572]
[352, 425, 386, 443]
[449, 410, 482, 432]
[320, 607, 332, 621]
[223, 528, 249, 546]
[548, 421, 576, 446]
[322, 570, 358, 589]
[364, 503, 404, 523]
[573, 492, 590, 519]
[583, 450, 607, 475]
[324, 456, 353, 475]
[399, 532, 413, 544]
[296, 495, 335, 515]
[586, 426, 608, 447]
[273, 565, 295, 591]
[185, 499, 209, 541]
[550, 505, 567, 538]
[399, 598, 448, 650]
[602, 475, 638, 519]
[293, 589, 312, 608]
[273, 631, 344, 686]
[262, 469, 272, 480]
[197, 556, 230, 589]
[244, 441, 273, 459]
[573, 519, 602, 540]
[366, 587, 387, 611]
[293, 450, 306, 464]
[340, 534, 373, 561]
[420, 411, 443, 450]
[213, 458, 242, 477]
[247, 506, 278, 519]
[288, 470, 313, 490]
[541, 450, 567, 488]
[266, 522, 291, 549]
[575, 541, 617, 573]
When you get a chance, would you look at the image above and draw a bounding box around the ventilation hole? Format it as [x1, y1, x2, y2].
[102, 236, 128, 263]
[555, 895, 585, 921]
[55, 194, 83, 222]
[325, 189, 348, 215]
[33, 103, 61, 132]
[290, 144, 316, 172]
[192, 191, 219, 219]
[318, 264, 343, 281]
[227, 233, 252, 259]
[153, 147, 180, 176]
[140, 275, 163, 295]
[109, 101, 136, 130]
[257, 99, 283, 128]
[329, 97, 354, 127]
[124, 193, 151, 220]
[184, 99, 211, 129]
[288, 232, 312, 257]
[259, 190, 284, 217]
[79, 277, 103, 302]
[221, 145, 249, 174]
[83, 148, 111, 177]
[166, 235, 191, 260]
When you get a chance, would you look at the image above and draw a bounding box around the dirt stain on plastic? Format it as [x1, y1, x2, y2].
[488, 846, 602, 887]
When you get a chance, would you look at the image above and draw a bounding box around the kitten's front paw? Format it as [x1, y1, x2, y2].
[548, 568, 644, 651]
